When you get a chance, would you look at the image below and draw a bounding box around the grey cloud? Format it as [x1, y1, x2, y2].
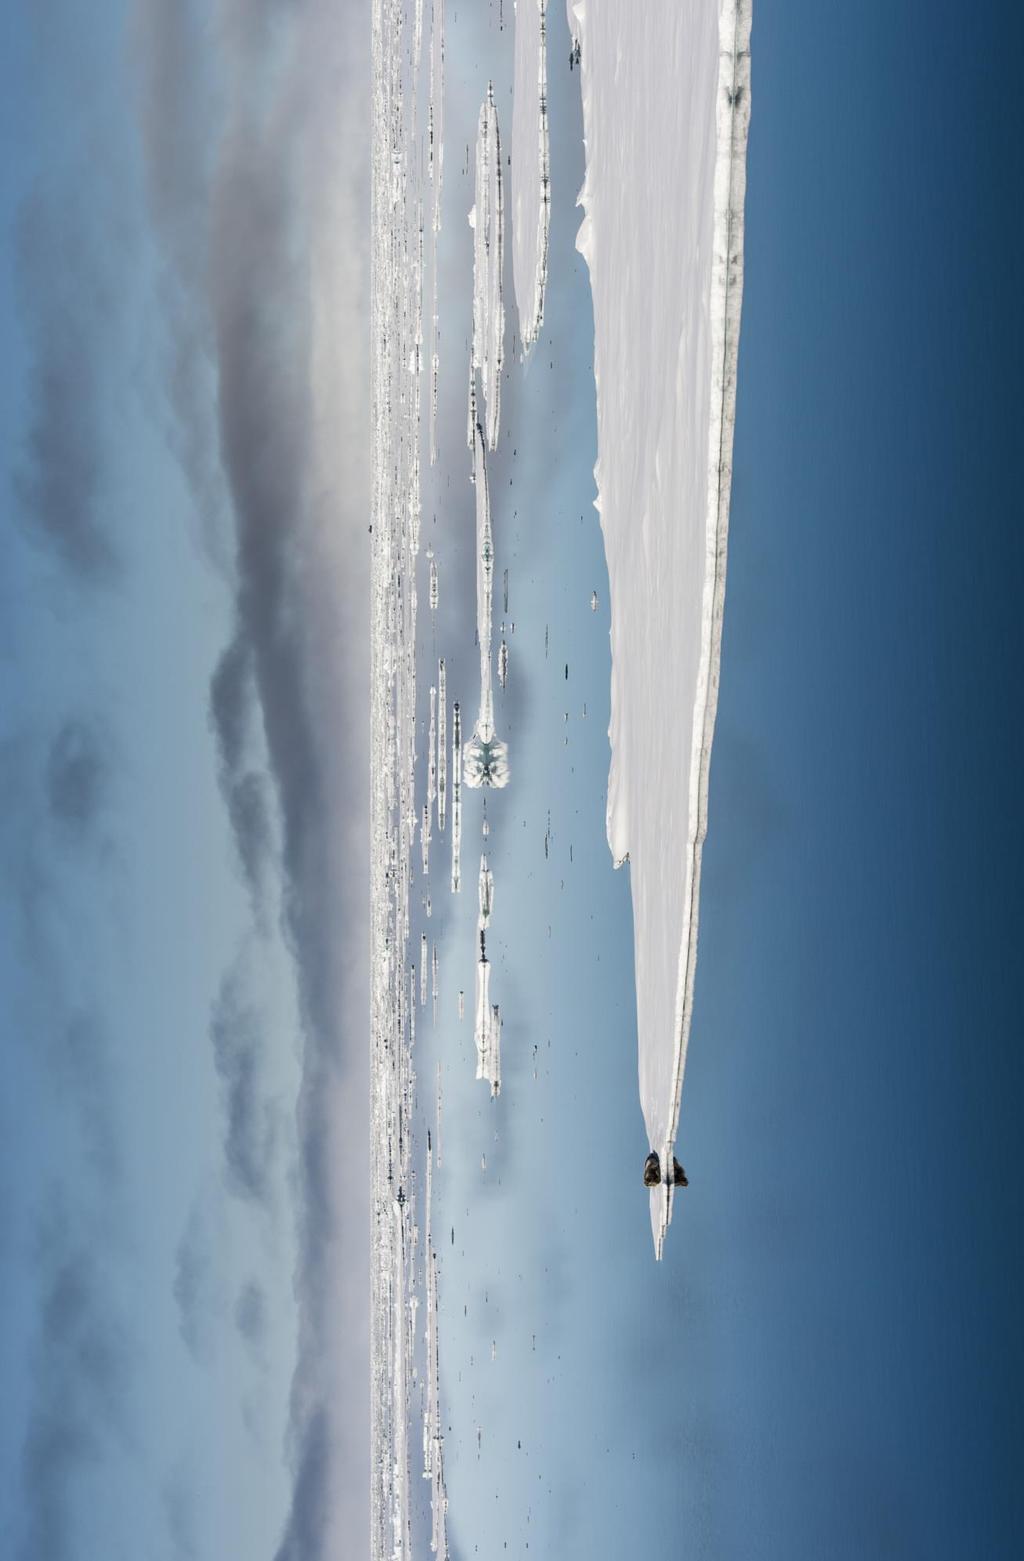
[210, 962, 278, 1204]
[173, 1199, 222, 1363]
[0, 739, 45, 964]
[19, 1241, 132, 1561]
[131, 0, 227, 561]
[2, 733, 132, 1554]
[47, 1012, 119, 1182]
[227, 769, 273, 902]
[235, 1278, 267, 1351]
[162, 1465, 199, 1560]
[1, 720, 112, 978]
[46, 720, 108, 835]
[132, 0, 215, 287]
[13, 191, 118, 581]
[0, 733, 118, 1177]
[209, 630, 250, 775]
[209, 631, 274, 913]
[208, 32, 372, 1561]
[272, 1407, 330, 1561]
[134, 0, 372, 1552]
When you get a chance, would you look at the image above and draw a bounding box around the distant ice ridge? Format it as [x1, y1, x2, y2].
[422, 682, 436, 874]
[450, 701, 462, 891]
[371, 0, 447, 1551]
[463, 424, 509, 788]
[428, 0, 445, 465]
[421, 1139, 449, 1558]
[511, 0, 551, 353]
[437, 659, 447, 830]
[427, 681, 437, 816]
[569, 0, 753, 1256]
[428, 0, 444, 233]
[469, 83, 505, 450]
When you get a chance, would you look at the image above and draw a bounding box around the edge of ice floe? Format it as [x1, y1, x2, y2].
[470, 85, 505, 450]
[515, 0, 551, 355]
[571, 0, 754, 1257]
[658, 0, 752, 1261]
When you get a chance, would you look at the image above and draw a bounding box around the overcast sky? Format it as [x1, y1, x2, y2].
[2, 2, 370, 1556]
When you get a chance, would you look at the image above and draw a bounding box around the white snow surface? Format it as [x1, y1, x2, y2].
[469, 84, 504, 450]
[450, 701, 462, 891]
[474, 955, 501, 1096]
[510, 0, 550, 353]
[570, 0, 752, 1254]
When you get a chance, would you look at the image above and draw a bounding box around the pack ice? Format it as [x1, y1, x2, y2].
[569, 0, 753, 1254]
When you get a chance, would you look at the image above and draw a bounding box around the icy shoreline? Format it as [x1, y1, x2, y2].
[511, 0, 551, 353]
[569, 0, 752, 1256]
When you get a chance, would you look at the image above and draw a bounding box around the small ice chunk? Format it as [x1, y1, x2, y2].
[477, 854, 494, 929]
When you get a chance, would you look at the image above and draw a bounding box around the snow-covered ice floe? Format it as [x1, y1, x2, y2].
[450, 700, 462, 891]
[474, 951, 502, 1097]
[511, 0, 550, 353]
[473, 857, 501, 1094]
[569, 0, 753, 1255]
[463, 423, 509, 789]
[477, 854, 494, 930]
[469, 83, 505, 450]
